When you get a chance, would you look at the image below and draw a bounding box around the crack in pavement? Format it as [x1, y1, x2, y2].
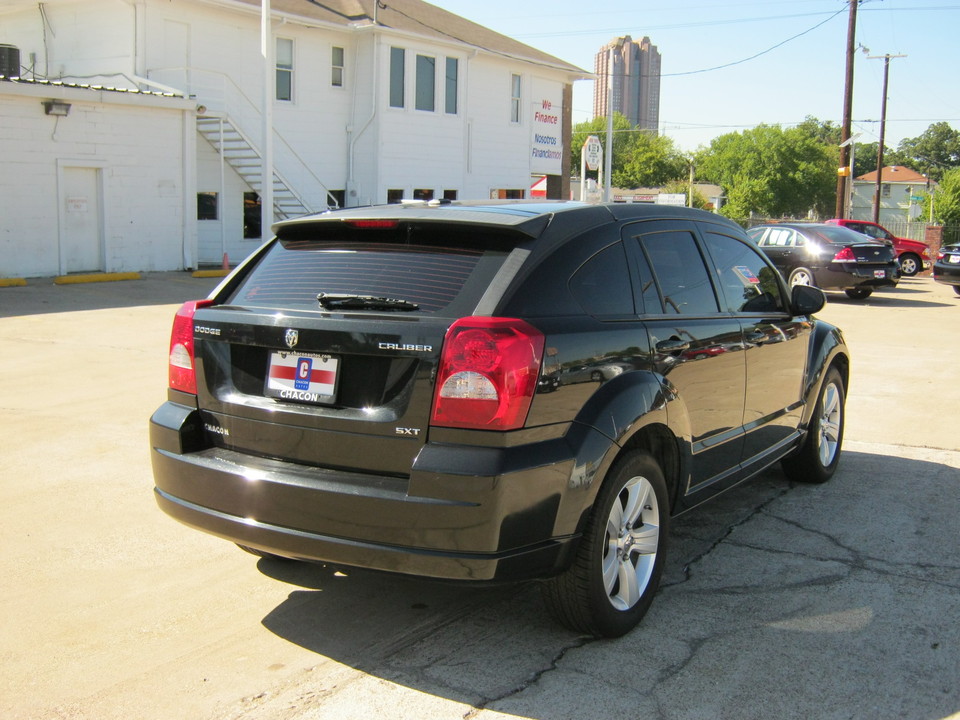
[461, 634, 595, 720]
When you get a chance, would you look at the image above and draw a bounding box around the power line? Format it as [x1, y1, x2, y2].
[661, 7, 846, 77]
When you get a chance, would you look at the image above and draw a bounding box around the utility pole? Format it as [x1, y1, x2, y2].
[868, 53, 906, 223]
[835, 0, 858, 219]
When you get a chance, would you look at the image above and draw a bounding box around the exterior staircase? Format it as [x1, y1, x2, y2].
[196, 115, 316, 219]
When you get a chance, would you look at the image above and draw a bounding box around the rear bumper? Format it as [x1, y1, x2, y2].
[150, 402, 593, 582]
[933, 262, 960, 286]
[818, 264, 899, 290]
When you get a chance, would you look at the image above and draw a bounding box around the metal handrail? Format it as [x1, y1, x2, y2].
[147, 66, 339, 209]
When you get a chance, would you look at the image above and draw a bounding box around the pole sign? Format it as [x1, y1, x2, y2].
[583, 136, 602, 172]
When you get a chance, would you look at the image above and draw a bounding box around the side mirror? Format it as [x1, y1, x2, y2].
[790, 284, 826, 315]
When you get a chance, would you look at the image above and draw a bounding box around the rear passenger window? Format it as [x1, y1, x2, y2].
[569, 243, 634, 317]
[705, 232, 787, 314]
[638, 231, 719, 315]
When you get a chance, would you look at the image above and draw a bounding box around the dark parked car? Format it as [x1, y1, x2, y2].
[747, 223, 899, 300]
[151, 201, 849, 637]
[825, 218, 932, 276]
[933, 242, 960, 295]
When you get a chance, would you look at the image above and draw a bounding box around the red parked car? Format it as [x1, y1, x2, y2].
[825, 219, 932, 276]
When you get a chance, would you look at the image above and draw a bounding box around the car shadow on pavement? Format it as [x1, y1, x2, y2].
[253, 450, 960, 719]
[0, 272, 221, 318]
[824, 289, 955, 309]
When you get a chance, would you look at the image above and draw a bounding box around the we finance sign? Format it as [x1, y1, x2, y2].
[530, 86, 563, 175]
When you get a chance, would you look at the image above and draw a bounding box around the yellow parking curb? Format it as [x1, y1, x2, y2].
[0, 278, 27, 287]
[54, 272, 141, 285]
[191, 269, 230, 278]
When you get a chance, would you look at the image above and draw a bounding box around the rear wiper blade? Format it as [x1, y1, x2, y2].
[317, 293, 420, 311]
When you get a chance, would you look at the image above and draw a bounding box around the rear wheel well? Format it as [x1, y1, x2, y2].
[619, 424, 681, 511]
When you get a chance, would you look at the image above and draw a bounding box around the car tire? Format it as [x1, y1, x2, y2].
[788, 267, 816, 287]
[781, 367, 845, 484]
[953, 286, 960, 296]
[844, 288, 873, 300]
[542, 451, 669, 638]
[898, 253, 921, 276]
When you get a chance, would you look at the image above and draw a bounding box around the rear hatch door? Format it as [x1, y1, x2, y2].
[191, 213, 537, 477]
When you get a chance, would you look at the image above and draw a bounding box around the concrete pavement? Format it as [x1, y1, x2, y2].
[1, 272, 958, 720]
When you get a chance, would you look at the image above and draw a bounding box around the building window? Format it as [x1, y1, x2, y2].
[327, 189, 345, 208]
[244, 192, 261, 238]
[510, 73, 521, 123]
[492, 188, 525, 199]
[881, 184, 891, 198]
[197, 192, 218, 220]
[445, 57, 458, 114]
[415, 55, 435, 112]
[276, 38, 293, 101]
[331, 46, 344, 87]
[387, 188, 404, 204]
[413, 188, 434, 201]
[443, 189, 458, 201]
[389, 47, 405, 108]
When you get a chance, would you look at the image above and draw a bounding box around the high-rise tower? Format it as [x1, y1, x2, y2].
[593, 36, 661, 132]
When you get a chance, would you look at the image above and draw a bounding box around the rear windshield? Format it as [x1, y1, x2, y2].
[228, 225, 516, 314]
[812, 226, 873, 245]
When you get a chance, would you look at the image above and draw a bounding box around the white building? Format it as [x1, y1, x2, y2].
[0, 0, 588, 278]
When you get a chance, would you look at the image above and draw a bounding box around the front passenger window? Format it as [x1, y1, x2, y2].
[706, 232, 787, 313]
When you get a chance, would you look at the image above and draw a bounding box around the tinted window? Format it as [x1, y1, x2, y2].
[569, 243, 634, 317]
[705, 232, 787, 313]
[639, 231, 718, 315]
[230, 228, 513, 314]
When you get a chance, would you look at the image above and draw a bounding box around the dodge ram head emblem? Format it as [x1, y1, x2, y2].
[284, 329, 299, 349]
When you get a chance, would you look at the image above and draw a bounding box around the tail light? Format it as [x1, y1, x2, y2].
[431, 317, 545, 431]
[832, 247, 856, 262]
[168, 300, 213, 394]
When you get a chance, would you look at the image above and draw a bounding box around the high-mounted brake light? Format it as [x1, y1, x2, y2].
[344, 220, 399, 229]
[832, 247, 856, 262]
[168, 299, 213, 394]
[431, 317, 545, 431]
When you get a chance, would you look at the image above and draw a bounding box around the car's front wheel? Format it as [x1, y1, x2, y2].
[542, 451, 669, 637]
[788, 267, 816, 287]
[953, 285, 960, 296]
[844, 287, 873, 300]
[781, 366, 845, 484]
[898, 253, 921, 276]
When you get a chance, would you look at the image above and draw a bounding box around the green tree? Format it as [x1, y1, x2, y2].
[613, 132, 687, 188]
[571, 114, 686, 188]
[896, 122, 960, 181]
[661, 179, 710, 210]
[571, 113, 635, 181]
[923, 166, 960, 243]
[696, 124, 836, 220]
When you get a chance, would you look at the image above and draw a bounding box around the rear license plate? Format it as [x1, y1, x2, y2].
[950, 255, 960, 264]
[265, 352, 338, 404]
[874, 270, 886, 279]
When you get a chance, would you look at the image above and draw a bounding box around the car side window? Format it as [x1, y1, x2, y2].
[637, 231, 719, 315]
[704, 232, 787, 314]
[762, 228, 795, 247]
[568, 242, 635, 317]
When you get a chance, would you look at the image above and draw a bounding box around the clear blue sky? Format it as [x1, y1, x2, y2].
[431, 0, 960, 152]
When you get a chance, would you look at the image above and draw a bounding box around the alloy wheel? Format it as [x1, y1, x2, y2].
[602, 475, 660, 611]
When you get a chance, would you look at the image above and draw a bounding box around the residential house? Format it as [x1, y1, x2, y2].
[851, 165, 932, 226]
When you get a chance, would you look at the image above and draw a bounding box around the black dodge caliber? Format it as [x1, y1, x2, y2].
[151, 201, 849, 637]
